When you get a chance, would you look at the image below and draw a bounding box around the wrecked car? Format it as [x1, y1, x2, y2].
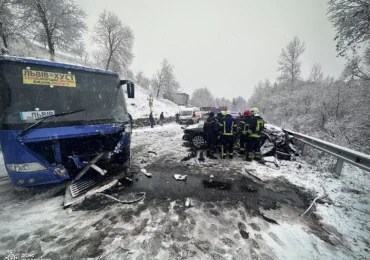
[182, 122, 298, 160]
[182, 122, 206, 148]
[0, 56, 135, 205]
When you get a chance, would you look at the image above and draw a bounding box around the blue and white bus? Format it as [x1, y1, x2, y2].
[0, 56, 134, 199]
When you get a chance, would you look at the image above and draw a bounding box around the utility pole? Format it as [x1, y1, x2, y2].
[148, 94, 154, 112]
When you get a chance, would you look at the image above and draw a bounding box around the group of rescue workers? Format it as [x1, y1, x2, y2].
[203, 107, 264, 161]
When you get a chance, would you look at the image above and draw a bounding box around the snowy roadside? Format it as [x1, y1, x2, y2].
[242, 158, 370, 259]
[0, 124, 369, 259]
[126, 86, 179, 120]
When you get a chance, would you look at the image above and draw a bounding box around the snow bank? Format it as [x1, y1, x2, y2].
[126, 85, 180, 119]
[244, 159, 370, 259]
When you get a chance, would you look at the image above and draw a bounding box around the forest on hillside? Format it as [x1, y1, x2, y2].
[247, 0, 370, 155]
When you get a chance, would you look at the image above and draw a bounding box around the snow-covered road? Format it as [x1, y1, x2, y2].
[0, 124, 369, 259]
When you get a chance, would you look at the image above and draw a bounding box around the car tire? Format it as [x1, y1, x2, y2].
[192, 135, 205, 149]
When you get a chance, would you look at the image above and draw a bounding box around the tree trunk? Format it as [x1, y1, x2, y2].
[105, 51, 113, 70]
[47, 37, 55, 61]
[0, 22, 8, 50]
[156, 85, 161, 98]
[36, 3, 55, 61]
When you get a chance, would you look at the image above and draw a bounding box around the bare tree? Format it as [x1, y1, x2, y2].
[277, 36, 305, 89]
[328, 0, 370, 57]
[151, 59, 180, 98]
[342, 54, 370, 81]
[92, 10, 134, 71]
[191, 87, 215, 107]
[0, 0, 12, 50]
[0, 0, 30, 52]
[233, 96, 248, 112]
[15, 0, 87, 61]
[72, 41, 85, 60]
[309, 64, 324, 83]
[136, 71, 151, 89]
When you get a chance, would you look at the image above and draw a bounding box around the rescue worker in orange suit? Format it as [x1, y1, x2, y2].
[203, 112, 219, 159]
[247, 107, 265, 161]
[239, 110, 252, 155]
[220, 110, 237, 159]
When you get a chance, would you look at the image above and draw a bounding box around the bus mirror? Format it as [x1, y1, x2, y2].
[119, 80, 135, 98]
[127, 82, 135, 98]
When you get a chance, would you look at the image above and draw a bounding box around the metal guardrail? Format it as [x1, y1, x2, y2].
[284, 129, 370, 175]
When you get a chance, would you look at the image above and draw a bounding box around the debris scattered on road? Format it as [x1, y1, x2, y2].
[242, 184, 257, 192]
[251, 239, 260, 249]
[300, 194, 323, 217]
[244, 167, 264, 183]
[141, 168, 152, 178]
[174, 174, 187, 181]
[95, 192, 146, 204]
[181, 150, 198, 162]
[185, 197, 191, 207]
[202, 179, 232, 190]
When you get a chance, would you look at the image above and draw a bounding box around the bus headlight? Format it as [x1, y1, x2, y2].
[6, 163, 47, 172]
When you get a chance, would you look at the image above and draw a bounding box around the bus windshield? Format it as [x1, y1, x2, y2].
[0, 60, 128, 130]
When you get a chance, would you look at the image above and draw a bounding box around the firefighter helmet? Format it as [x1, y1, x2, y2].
[226, 110, 232, 115]
[244, 110, 251, 116]
[251, 107, 259, 115]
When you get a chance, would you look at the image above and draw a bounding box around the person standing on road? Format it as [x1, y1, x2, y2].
[203, 112, 219, 159]
[149, 112, 155, 128]
[220, 110, 237, 159]
[175, 113, 180, 124]
[239, 110, 252, 155]
[160, 112, 165, 126]
[247, 107, 265, 162]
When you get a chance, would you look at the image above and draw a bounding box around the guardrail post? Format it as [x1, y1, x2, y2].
[301, 143, 308, 156]
[335, 158, 344, 176]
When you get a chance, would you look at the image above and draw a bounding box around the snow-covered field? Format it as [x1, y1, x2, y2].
[0, 124, 369, 259]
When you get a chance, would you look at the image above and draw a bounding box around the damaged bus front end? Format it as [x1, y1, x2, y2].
[0, 56, 135, 206]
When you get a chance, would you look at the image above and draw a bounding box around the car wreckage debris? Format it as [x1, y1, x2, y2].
[141, 168, 152, 178]
[95, 192, 146, 204]
[174, 174, 187, 181]
[181, 150, 198, 161]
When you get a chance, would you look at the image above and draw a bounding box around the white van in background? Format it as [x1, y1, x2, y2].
[179, 107, 201, 124]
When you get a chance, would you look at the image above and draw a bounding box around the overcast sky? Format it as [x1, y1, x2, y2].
[76, 0, 346, 101]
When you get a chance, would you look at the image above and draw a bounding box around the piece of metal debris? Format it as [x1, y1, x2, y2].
[141, 169, 152, 178]
[185, 198, 191, 207]
[174, 174, 187, 181]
